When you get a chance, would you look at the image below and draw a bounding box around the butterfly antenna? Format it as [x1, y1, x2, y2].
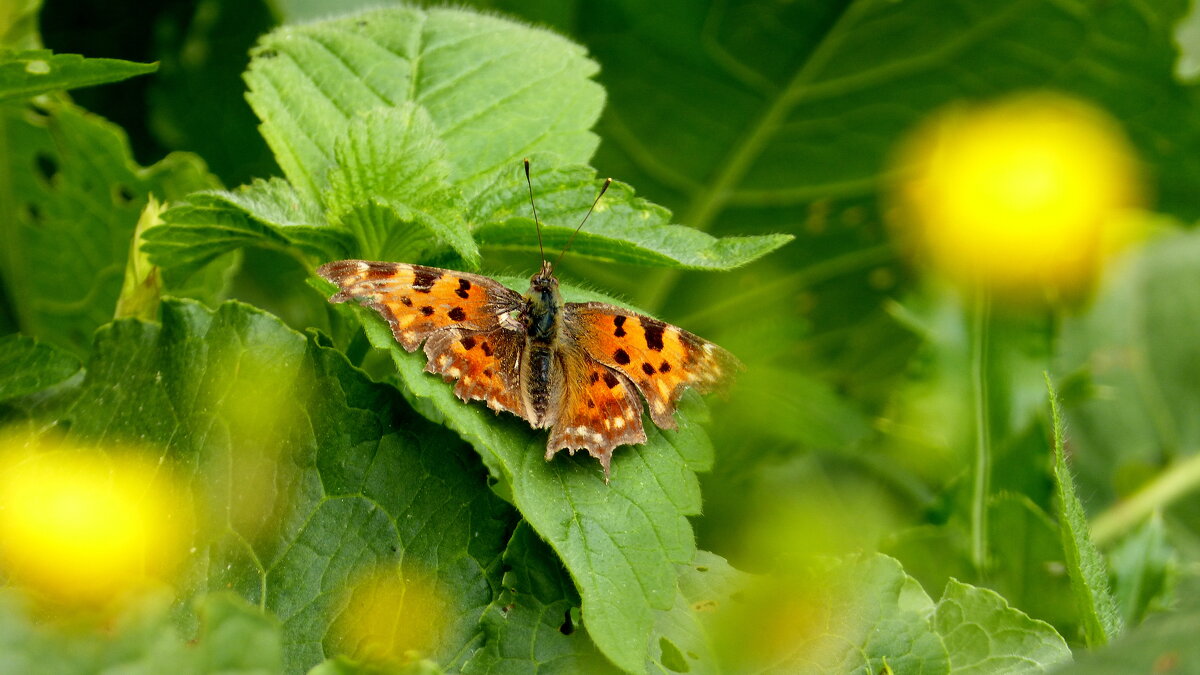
[524, 158, 546, 266]
[555, 176, 612, 267]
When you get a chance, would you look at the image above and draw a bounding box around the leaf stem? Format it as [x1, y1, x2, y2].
[969, 289, 992, 573]
[1091, 451, 1200, 547]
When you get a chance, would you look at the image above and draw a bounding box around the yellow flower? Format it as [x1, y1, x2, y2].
[0, 437, 192, 606]
[888, 93, 1145, 303]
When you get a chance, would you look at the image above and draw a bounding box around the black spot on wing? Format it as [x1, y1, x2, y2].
[602, 372, 620, 388]
[456, 278, 471, 299]
[460, 336, 476, 350]
[641, 317, 666, 351]
[659, 361, 671, 373]
[420, 306, 434, 316]
[399, 296, 412, 307]
[641, 362, 655, 375]
[412, 266, 442, 293]
[481, 341, 493, 357]
[589, 371, 600, 384]
[613, 348, 630, 365]
[613, 315, 627, 337]
[448, 307, 466, 321]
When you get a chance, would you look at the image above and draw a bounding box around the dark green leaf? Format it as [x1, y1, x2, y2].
[1046, 374, 1123, 646]
[1108, 513, 1175, 627]
[0, 333, 79, 401]
[0, 49, 155, 101]
[463, 522, 613, 674]
[25, 299, 515, 671]
[0, 99, 217, 354]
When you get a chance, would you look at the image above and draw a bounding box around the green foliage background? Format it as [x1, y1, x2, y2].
[3, 0, 1200, 673]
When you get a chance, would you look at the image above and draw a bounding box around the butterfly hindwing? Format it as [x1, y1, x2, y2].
[548, 354, 647, 475]
[317, 260, 523, 351]
[423, 327, 525, 417]
[566, 302, 740, 429]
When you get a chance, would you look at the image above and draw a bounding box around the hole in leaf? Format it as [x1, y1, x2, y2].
[659, 637, 690, 672]
[113, 184, 135, 205]
[257, 48, 278, 59]
[34, 152, 58, 184]
[559, 609, 574, 635]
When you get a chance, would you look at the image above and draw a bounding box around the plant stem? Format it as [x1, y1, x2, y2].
[969, 289, 992, 573]
[1091, 451, 1200, 546]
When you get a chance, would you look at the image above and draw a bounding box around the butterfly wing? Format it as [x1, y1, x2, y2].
[565, 302, 740, 429]
[546, 352, 647, 476]
[317, 260, 527, 416]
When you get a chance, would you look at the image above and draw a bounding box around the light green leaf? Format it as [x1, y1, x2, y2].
[1108, 512, 1175, 627]
[472, 163, 791, 270]
[933, 580, 1071, 674]
[1046, 374, 1123, 646]
[14, 299, 515, 672]
[0, 591, 283, 673]
[244, 7, 602, 205]
[0, 49, 155, 101]
[0, 99, 217, 354]
[145, 178, 350, 277]
[1053, 607, 1200, 673]
[0, 333, 79, 401]
[327, 105, 478, 266]
[339, 278, 711, 673]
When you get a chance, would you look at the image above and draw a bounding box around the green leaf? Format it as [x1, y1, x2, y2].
[1108, 512, 1175, 627]
[340, 278, 711, 673]
[327, 105, 478, 266]
[472, 163, 791, 270]
[710, 553, 949, 674]
[244, 7, 602, 206]
[0, 49, 155, 101]
[1058, 228, 1200, 524]
[0, 0, 41, 50]
[1053, 607, 1200, 673]
[1046, 373, 1123, 646]
[932, 580, 1072, 673]
[0, 333, 79, 401]
[464, 522, 614, 674]
[0, 99, 217, 354]
[21, 299, 515, 671]
[146, 178, 351, 277]
[0, 591, 283, 673]
[651, 550, 748, 675]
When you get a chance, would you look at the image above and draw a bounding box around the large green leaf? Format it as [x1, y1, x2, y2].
[933, 580, 1071, 673]
[338, 278, 711, 673]
[0, 49, 155, 101]
[244, 7, 603, 206]
[0, 592, 283, 673]
[473, 163, 791, 270]
[0, 99, 217, 354]
[8, 299, 515, 672]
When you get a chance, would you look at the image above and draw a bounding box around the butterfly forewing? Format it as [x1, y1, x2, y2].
[566, 302, 741, 429]
[317, 260, 523, 351]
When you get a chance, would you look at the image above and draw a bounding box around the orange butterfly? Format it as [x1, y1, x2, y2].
[317, 161, 739, 477]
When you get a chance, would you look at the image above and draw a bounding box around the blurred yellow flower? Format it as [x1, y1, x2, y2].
[888, 93, 1145, 302]
[331, 566, 448, 666]
[0, 437, 192, 606]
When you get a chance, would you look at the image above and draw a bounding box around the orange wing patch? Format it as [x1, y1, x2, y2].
[317, 260, 523, 351]
[568, 303, 740, 429]
[422, 327, 524, 417]
[548, 358, 646, 475]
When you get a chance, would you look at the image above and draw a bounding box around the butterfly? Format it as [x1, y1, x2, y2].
[317, 161, 740, 477]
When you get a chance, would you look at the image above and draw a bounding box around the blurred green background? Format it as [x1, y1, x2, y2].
[11, 0, 1200, 657]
